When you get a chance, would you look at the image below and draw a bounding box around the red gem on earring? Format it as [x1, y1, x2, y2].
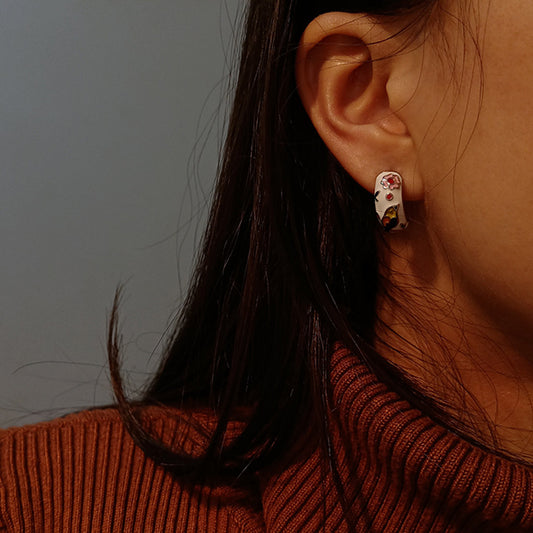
[387, 177, 396, 185]
[386, 193, 394, 201]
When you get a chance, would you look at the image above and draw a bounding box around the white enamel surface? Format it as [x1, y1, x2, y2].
[374, 171, 408, 231]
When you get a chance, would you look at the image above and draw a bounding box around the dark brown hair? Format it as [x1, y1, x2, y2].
[109, 0, 442, 495]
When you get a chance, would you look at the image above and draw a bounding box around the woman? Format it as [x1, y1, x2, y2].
[1, 0, 532, 531]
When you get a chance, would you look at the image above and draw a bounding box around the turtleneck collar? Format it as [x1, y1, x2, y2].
[260, 346, 533, 532]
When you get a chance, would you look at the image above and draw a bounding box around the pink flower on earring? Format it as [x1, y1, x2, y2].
[380, 173, 401, 190]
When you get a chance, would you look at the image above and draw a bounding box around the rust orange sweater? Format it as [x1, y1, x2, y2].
[1, 347, 533, 532]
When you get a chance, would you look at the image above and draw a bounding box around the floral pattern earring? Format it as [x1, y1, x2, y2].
[374, 171, 408, 231]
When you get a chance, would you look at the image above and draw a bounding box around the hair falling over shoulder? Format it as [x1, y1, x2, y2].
[108, 0, 445, 494]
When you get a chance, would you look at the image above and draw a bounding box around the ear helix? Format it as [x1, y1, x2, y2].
[374, 171, 408, 232]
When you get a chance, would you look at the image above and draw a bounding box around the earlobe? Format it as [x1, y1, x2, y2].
[295, 12, 424, 201]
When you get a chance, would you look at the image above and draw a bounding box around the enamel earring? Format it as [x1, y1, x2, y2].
[374, 171, 408, 231]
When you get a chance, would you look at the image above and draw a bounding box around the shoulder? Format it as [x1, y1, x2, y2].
[0, 407, 265, 532]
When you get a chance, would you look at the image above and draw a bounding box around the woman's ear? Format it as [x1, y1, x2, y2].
[295, 12, 424, 200]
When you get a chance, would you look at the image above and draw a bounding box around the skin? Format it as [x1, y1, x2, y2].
[296, 1, 533, 459]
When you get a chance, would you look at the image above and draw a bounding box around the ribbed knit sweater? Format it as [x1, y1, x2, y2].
[1, 347, 532, 532]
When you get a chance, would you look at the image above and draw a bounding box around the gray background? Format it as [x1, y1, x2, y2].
[0, 0, 241, 426]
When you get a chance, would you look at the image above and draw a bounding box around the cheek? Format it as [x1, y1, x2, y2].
[407, 5, 533, 325]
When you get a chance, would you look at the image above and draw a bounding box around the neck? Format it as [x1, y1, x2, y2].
[375, 223, 533, 463]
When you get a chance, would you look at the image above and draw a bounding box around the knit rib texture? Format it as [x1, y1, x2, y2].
[0, 347, 532, 532]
